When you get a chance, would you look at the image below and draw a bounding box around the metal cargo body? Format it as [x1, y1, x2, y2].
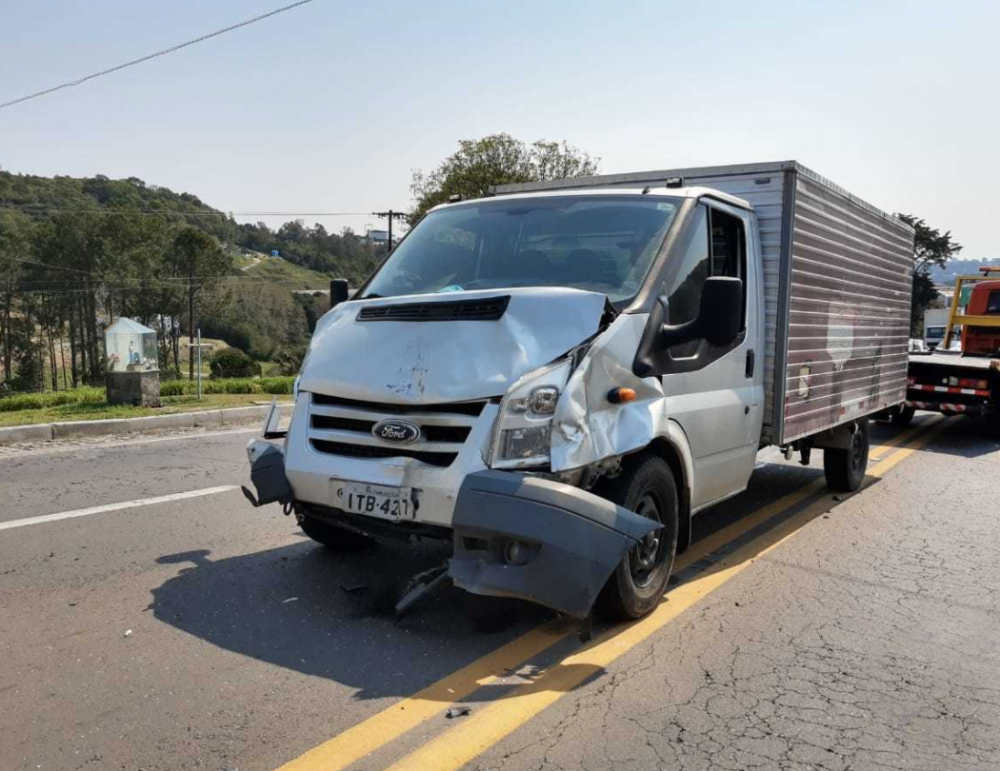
[494, 161, 916, 446]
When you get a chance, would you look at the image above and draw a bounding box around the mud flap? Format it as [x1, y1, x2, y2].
[449, 471, 661, 618]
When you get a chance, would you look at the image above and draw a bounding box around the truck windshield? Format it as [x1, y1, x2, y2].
[361, 195, 681, 304]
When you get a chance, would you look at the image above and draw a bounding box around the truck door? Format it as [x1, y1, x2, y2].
[659, 201, 764, 509]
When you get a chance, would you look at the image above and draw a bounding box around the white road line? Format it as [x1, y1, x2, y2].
[0, 485, 240, 532]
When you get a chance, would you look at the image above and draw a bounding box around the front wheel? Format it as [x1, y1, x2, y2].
[595, 455, 680, 620]
[823, 419, 870, 492]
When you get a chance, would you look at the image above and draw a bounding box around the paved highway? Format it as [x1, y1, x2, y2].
[1, 415, 998, 771]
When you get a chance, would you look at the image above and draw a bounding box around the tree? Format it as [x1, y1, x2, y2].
[0, 211, 30, 381]
[895, 214, 963, 335]
[171, 227, 232, 379]
[409, 134, 599, 222]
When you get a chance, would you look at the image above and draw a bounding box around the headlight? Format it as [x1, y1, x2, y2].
[490, 360, 571, 469]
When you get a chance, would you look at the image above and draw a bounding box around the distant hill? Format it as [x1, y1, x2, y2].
[930, 258, 1000, 285]
[0, 169, 237, 242]
[0, 168, 384, 286]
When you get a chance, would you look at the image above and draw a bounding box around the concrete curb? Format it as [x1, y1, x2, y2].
[0, 403, 291, 447]
[52, 419, 130, 440]
[0, 424, 55, 445]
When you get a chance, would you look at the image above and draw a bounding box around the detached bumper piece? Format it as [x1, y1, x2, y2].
[242, 442, 292, 507]
[449, 471, 661, 618]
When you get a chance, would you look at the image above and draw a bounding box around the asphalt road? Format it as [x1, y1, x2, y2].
[0, 415, 998, 771]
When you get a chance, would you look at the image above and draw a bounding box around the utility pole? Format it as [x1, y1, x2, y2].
[372, 210, 408, 252]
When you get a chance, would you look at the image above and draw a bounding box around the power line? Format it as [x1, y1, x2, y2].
[0, 0, 321, 111]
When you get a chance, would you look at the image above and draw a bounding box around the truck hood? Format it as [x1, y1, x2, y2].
[298, 287, 609, 404]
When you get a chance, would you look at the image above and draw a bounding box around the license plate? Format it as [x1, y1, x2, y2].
[340, 482, 415, 521]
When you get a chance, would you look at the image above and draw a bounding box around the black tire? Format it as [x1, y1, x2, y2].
[891, 405, 915, 428]
[823, 419, 870, 492]
[299, 515, 373, 550]
[595, 455, 680, 620]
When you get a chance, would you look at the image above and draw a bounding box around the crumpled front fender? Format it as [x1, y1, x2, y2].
[449, 471, 660, 618]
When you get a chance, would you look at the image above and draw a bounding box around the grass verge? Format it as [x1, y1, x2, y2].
[0, 392, 293, 428]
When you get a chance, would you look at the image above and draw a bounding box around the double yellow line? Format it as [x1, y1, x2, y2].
[278, 416, 950, 771]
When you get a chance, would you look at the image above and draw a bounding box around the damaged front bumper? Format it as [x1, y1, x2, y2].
[449, 471, 660, 618]
[243, 401, 660, 619]
[242, 400, 292, 508]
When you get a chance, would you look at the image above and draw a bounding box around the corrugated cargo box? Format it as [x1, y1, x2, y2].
[495, 161, 916, 446]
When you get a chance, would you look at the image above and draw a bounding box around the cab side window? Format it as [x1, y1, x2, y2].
[709, 207, 748, 329]
[665, 206, 710, 357]
[663, 204, 747, 360]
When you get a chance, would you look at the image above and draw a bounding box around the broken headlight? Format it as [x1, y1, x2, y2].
[490, 359, 571, 469]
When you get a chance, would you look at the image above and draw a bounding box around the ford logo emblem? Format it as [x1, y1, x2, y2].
[372, 419, 421, 445]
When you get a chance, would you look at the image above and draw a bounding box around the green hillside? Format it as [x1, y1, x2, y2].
[0, 168, 385, 389]
[0, 168, 385, 286]
[237, 253, 332, 290]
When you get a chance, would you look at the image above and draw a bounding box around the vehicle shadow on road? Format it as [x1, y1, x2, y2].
[147, 455, 833, 703]
[149, 532, 551, 701]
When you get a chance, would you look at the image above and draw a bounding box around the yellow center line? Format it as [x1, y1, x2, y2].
[275, 621, 567, 771]
[274, 416, 942, 771]
[383, 417, 953, 771]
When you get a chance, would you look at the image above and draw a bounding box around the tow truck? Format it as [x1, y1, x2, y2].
[901, 267, 1000, 427]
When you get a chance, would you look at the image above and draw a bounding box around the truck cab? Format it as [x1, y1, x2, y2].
[961, 280, 1000, 356]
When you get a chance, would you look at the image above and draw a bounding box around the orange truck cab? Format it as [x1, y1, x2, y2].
[962, 280, 1000, 357]
[900, 270, 1000, 427]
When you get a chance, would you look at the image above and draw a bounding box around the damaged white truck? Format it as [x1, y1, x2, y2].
[244, 161, 916, 620]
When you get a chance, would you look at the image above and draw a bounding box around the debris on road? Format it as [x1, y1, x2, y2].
[123, 629, 133, 638]
[445, 706, 471, 719]
[282, 597, 299, 604]
[340, 583, 368, 595]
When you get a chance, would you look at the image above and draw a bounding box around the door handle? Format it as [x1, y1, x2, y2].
[745, 348, 756, 379]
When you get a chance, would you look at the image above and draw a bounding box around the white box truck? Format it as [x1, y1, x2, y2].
[923, 308, 950, 349]
[245, 161, 916, 620]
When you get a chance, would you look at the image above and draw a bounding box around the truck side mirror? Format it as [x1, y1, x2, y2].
[330, 279, 350, 309]
[698, 277, 743, 346]
[658, 276, 743, 350]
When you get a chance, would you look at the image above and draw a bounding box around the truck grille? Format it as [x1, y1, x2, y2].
[311, 415, 472, 443]
[311, 393, 486, 417]
[309, 440, 458, 467]
[306, 392, 488, 468]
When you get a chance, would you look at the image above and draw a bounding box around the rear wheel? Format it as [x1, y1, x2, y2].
[891, 405, 915, 428]
[595, 455, 679, 620]
[823, 419, 870, 492]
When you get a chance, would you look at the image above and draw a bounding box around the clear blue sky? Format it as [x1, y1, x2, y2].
[1, 0, 996, 256]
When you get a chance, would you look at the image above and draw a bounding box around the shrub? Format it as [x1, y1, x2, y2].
[159, 380, 186, 397]
[158, 376, 294, 397]
[209, 348, 258, 379]
[0, 386, 106, 413]
[159, 365, 183, 382]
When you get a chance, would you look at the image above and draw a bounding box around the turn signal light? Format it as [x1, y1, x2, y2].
[608, 387, 637, 404]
